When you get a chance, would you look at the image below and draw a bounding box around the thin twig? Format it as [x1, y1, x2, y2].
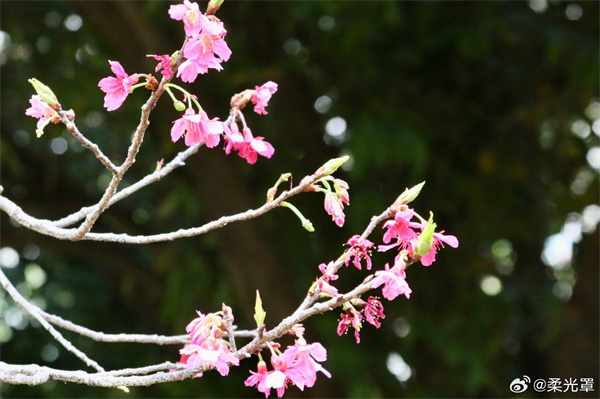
[0, 267, 105, 372]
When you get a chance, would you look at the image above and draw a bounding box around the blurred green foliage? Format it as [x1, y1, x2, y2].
[1, 1, 598, 398]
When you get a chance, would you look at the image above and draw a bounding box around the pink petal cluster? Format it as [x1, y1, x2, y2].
[344, 235, 374, 270]
[25, 95, 59, 135]
[371, 262, 412, 301]
[170, 1, 232, 82]
[149, 54, 174, 80]
[251, 81, 278, 115]
[171, 108, 223, 147]
[98, 60, 139, 111]
[317, 262, 339, 297]
[337, 296, 384, 343]
[177, 310, 239, 378]
[378, 207, 458, 267]
[168, 0, 203, 37]
[323, 178, 349, 227]
[419, 229, 459, 266]
[245, 340, 331, 398]
[223, 121, 274, 164]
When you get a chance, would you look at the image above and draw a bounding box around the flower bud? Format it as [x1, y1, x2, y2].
[206, 0, 224, 15]
[174, 101, 186, 111]
[415, 212, 437, 258]
[317, 155, 350, 177]
[28, 78, 59, 109]
[395, 181, 425, 205]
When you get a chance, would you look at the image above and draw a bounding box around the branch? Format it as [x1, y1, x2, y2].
[0, 267, 105, 373]
[0, 169, 320, 243]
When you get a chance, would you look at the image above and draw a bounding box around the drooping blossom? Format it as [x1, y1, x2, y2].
[251, 81, 278, 115]
[344, 234, 374, 270]
[417, 230, 459, 266]
[317, 262, 339, 297]
[179, 342, 239, 377]
[223, 121, 274, 164]
[337, 306, 362, 343]
[149, 54, 174, 80]
[177, 15, 231, 82]
[323, 178, 349, 227]
[25, 95, 59, 136]
[371, 263, 412, 301]
[283, 340, 331, 389]
[98, 60, 139, 111]
[246, 339, 330, 397]
[171, 108, 223, 147]
[362, 296, 385, 328]
[168, 0, 203, 37]
[244, 360, 271, 397]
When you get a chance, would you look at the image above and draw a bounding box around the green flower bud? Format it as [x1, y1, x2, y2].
[415, 212, 437, 258]
[317, 155, 350, 177]
[174, 101, 186, 111]
[207, 0, 224, 15]
[395, 181, 425, 205]
[28, 78, 59, 108]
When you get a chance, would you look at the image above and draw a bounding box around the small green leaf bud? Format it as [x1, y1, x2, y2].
[253, 290, 266, 327]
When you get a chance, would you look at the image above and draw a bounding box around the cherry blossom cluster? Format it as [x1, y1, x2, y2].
[314, 182, 459, 344]
[177, 308, 239, 377]
[244, 326, 331, 398]
[19, 1, 460, 396]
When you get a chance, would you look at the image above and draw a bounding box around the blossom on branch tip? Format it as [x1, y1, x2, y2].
[171, 108, 223, 147]
[177, 15, 231, 82]
[371, 263, 412, 300]
[169, 0, 203, 37]
[251, 81, 278, 115]
[98, 60, 139, 111]
[25, 95, 60, 137]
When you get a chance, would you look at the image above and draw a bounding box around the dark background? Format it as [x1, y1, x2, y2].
[0, 1, 598, 398]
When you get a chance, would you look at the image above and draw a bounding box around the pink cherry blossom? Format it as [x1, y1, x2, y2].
[344, 234, 374, 270]
[317, 263, 339, 297]
[324, 191, 346, 227]
[251, 81, 278, 115]
[382, 208, 417, 245]
[244, 360, 271, 397]
[98, 60, 139, 111]
[179, 342, 239, 377]
[168, 0, 203, 37]
[171, 108, 223, 148]
[149, 54, 174, 80]
[25, 95, 59, 135]
[337, 307, 362, 343]
[177, 15, 231, 82]
[371, 263, 412, 300]
[223, 122, 274, 164]
[362, 296, 385, 328]
[418, 230, 459, 266]
[283, 340, 331, 389]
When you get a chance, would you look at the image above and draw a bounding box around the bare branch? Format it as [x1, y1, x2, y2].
[0, 267, 105, 372]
